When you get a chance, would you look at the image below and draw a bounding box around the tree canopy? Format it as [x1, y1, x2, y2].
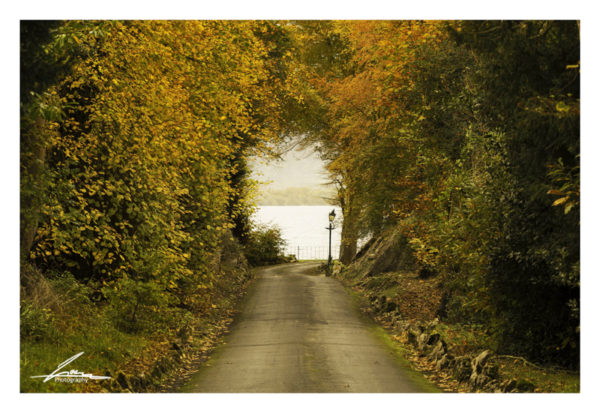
[21, 20, 580, 369]
[293, 20, 579, 367]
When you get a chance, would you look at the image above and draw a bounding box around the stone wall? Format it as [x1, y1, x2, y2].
[402, 319, 535, 392]
[334, 229, 538, 392]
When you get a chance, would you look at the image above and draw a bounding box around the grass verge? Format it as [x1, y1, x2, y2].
[340, 279, 442, 393]
[20, 263, 254, 393]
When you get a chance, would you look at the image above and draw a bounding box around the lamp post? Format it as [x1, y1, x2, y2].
[326, 209, 336, 275]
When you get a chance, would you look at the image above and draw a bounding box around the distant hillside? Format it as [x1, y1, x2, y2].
[257, 186, 336, 206]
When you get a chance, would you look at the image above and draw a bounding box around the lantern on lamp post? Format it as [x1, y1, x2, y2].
[326, 209, 336, 275]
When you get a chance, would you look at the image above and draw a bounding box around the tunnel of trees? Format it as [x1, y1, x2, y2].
[21, 20, 579, 372]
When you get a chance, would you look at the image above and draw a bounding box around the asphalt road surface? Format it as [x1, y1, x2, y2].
[182, 262, 429, 392]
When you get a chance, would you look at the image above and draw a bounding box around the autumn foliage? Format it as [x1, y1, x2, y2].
[21, 21, 299, 333]
[294, 20, 579, 367]
[20, 20, 580, 379]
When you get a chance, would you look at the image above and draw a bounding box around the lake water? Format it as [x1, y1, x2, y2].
[253, 205, 342, 260]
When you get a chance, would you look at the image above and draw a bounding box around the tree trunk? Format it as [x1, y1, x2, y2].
[21, 118, 48, 258]
[339, 184, 358, 265]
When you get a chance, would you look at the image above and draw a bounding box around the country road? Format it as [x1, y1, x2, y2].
[180, 262, 434, 393]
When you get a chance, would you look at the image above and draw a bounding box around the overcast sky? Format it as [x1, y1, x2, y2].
[250, 146, 332, 190]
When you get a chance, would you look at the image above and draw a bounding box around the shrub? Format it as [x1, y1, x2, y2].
[102, 278, 174, 334]
[20, 301, 58, 342]
[48, 271, 92, 308]
[243, 224, 287, 267]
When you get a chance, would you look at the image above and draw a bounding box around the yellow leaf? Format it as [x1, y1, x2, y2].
[552, 196, 569, 206]
[555, 101, 569, 112]
[564, 203, 574, 214]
